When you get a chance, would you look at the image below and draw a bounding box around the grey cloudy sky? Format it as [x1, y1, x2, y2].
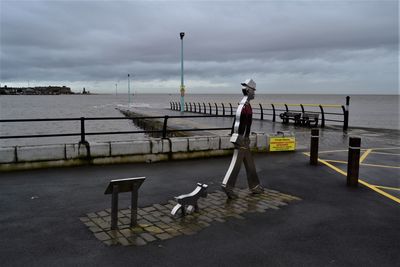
[0, 0, 398, 94]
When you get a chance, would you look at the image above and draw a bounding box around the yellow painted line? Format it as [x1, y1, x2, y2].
[322, 159, 347, 164]
[358, 181, 400, 204]
[316, 158, 400, 204]
[371, 152, 400, 156]
[317, 147, 400, 155]
[317, 158, 347, 176]
[367, 147, 400, 151]
[319, 150, 348, 154]
[322, 159, 400, 169]
[317, 149, 370, 154]
[359, 149, 372, 163]
[372, 185, 400, 192]
[360, 163, 400, 169]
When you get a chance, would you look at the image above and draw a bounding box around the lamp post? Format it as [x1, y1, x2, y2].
[180, 32, 185, 113]
[128, 74, 131, 105]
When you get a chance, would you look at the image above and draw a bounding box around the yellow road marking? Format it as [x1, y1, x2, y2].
[371, 152, 400, 156]
[359, 149, 372, 163]
[359, 163, 400, 169]
[320, 159, 400, 169]
[317, 149, 348, 154]
[316, 158, 400, 204]
[372, 185, 400, 191]
[367, 147, 400, 151]
[306, 147, 400, 155]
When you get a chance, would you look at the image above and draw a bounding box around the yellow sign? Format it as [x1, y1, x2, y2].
[269, 137, 296, 152]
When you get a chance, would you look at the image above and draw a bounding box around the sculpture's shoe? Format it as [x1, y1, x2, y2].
[250, 184, 264, 194]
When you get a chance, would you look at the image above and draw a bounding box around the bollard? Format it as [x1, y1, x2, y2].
[310, 128, 319, 165]
[347, 137, 361, 187]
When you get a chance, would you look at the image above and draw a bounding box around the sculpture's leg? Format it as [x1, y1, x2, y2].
[171, 203, 183, 217]
[221, 148, 245, 198]
[243, 149, 263, 193]
[181, 205, 186, 216]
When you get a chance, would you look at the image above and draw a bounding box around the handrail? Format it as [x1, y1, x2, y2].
[173, 96, 350, 131]
[0, 114, 234, 142]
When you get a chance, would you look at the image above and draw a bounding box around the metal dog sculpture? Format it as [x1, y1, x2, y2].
[171, 183, 208, 217]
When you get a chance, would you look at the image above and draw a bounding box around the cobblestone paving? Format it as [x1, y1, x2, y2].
[81, 188, 301, 247]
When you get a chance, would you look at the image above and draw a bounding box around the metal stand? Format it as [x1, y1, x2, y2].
[111, 185, 119, 229]
[105, 177, 146, 230]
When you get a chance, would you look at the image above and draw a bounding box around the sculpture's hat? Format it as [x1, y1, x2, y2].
[241, 79, 256, 90]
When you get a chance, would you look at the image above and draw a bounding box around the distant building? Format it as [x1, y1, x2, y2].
[0, 86, 72, 95]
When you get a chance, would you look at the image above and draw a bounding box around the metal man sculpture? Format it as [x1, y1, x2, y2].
[221, 79, 264, 199]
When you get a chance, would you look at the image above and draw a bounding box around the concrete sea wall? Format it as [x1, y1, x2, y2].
[0, 134, 270, 171]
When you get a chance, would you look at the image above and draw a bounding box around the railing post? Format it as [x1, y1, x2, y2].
[178, 102, 181, 111]
[170, 102, 172, 110]
[229, 103, 233, 116]
[221, 103, 225, 116]
[310, 129, 319, 166]
[209, 103, 212, 114]
[198, 103, 201, 113]
[284, 104, 289, 112]
[259, 103, 264, 120]
[162, 115, 169, 139]
[319, 105, 325, 128]
[190, 102, 193, 112]
[80, 117, 86, 143]
[215, 103, 218, 116]
[300, 104, 305, 115]
[343, 96, 350, 131]
[271, 104, 276, 122]
[194, 102, 197, 113]
[347, 137, 361, 187]
[203, 103, 207, 114]
[185, 102, 188, 111]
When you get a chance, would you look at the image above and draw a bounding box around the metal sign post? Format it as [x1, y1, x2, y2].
[104, 177, 146, 229]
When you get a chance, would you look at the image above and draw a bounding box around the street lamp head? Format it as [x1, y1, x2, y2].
[180, 32, 185, 39]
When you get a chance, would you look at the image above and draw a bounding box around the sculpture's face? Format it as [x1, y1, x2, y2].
[247, 88, 255, 100]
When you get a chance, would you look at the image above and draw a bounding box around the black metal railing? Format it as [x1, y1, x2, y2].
[170, 96, 350, 131]
[0, 114, 234, 143]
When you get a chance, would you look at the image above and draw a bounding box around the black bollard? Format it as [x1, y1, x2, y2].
[310, 128, 319, 165]
[347, 137, 361, 187]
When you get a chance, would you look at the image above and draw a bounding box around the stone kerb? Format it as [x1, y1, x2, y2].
[0, 134, 270, 170]
[188, 136, 219, 151]
[0, 147, 15, 163]
[111, 140, 151, 156]
[18, 144, 65, 162]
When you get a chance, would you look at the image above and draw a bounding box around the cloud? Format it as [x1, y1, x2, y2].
[0, 0, 398, 94]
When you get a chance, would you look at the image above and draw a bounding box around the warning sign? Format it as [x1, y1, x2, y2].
[269, 137, 296, 152]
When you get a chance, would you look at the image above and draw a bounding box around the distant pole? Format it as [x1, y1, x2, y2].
[180, 32, 185, 113]
[115, 83, 118, 96]
[128, 74, 131, 105]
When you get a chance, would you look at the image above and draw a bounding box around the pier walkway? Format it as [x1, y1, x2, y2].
[0, 108, 399, 266]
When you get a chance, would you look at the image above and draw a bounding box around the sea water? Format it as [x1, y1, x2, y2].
[0, 94, 398, 147]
